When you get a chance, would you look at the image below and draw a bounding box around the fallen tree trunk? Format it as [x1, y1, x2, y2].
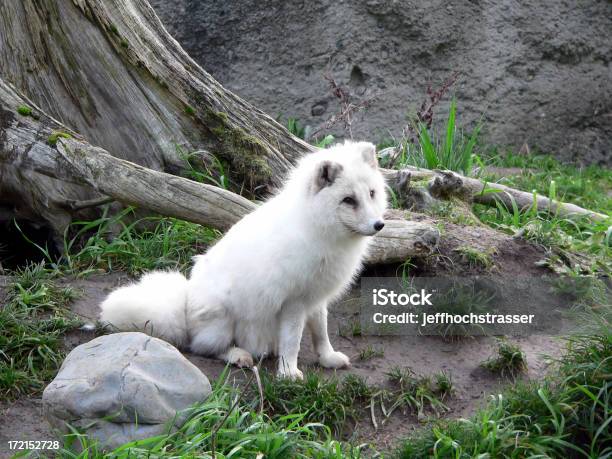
[0, 79, 438, 263]
[383, 167, 608, 222]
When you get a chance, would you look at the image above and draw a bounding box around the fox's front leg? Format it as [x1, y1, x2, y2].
[308, 303, 350, 369]
[277, 305, 306, 380]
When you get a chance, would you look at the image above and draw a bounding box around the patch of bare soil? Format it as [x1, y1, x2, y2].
[0, 266, 565, 457]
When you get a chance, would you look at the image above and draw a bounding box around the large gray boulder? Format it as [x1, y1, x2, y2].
[150, 0, 612, 165]
[43, 332, 211, 450]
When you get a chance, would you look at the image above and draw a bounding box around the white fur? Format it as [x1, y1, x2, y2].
[99, 141, 388, 378]
[99, 271, 189, 348]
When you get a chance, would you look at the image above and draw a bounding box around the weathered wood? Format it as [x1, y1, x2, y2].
[0, 0, 312, 196]
[364, 220, 439, 264]
[383, 167, 608, 222]
[56, 138, 256, 231]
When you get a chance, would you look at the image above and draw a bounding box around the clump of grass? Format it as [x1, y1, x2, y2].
[285, 117, 335, 148]
[16, 104, 32, 116]
[339, 319, 362, 338]
[55, 208, 220, 276]
[453, 246, 495, 270]
[398, 322, 612, 458]
[0, 263, 79, 399]
[19, 208, 219, 277]
[385, 367, 450, 419]
[550, 274, 610, 309]
[433, 371, 453, 400]
[358, 345, 385, 361]
[177, 145, 230, 190]
[476, 197, 611, 276]
[425, 281, 495, 338]
[380, 98, 482, 175]
[60, 372, 366, 458]
[481, 339, 528, 378]
[47, 130, 72, 146]
[257, 371, 371, 435]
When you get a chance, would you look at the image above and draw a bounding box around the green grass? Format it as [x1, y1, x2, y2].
[481, 152, 611, 214]
[380, 99, 482, 175]
[0, 263, 79, 399]
[177, 145, 231, 190]
[453, 246, 495, 270]
[338, 319, 362, 338]
[285, 117, 335, 148]
[24, 208, 220, 276]
[55, 370, 367, 458]
[474, 198, 610, 276]
[397, 322, 612, 458]
[385, 367, 451, 419]
[470, 152, 611, 277]
[425, 281, 495, 338]
[256, 371, 372, 436]
[481, 339, 528, 378]
[358, 345, 385, 361]
[46, 367, 456, 457]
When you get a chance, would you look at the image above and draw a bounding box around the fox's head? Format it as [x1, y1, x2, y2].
[305, 141, 388, 237]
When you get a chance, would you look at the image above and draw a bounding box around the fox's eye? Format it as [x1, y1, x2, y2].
[342, 196, 357, 206]
[370, 189, 375, 198]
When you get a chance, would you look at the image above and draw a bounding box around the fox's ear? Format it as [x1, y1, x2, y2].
[315, 160, 343, 192]
[359, 143, 378, 168]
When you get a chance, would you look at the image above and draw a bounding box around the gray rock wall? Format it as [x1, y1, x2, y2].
[150, 0, 611, 165]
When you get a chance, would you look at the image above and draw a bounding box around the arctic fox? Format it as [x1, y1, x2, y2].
[100, 140, 387, 379]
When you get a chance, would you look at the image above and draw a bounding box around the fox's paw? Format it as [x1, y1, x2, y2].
[224, 347, 254, 368]
[319, 351, 351, 369]
[277, 367, 304, 380]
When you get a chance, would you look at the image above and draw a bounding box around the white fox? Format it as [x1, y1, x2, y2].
[100, 141, 387, 379]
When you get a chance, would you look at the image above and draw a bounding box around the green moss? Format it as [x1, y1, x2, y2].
[428, 198, 480, 226]
[16, 105, 32, 117]
[108, 23, 119, 36]
[203, 108, 272, 183]
[184, 105, 196, 116]
[454, 246, 496, 270]
[120, 39, 129, 49]
[47, 131, 72, 146]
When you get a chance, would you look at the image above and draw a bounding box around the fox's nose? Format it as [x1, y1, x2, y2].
[373, 221, 385, 232]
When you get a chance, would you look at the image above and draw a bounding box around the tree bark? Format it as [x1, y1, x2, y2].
[0, 0, 312, 197]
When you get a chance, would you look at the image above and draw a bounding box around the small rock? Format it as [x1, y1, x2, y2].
[43, 332, 211, 450]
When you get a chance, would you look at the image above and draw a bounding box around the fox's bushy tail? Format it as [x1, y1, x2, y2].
[99, 271, 189, 348]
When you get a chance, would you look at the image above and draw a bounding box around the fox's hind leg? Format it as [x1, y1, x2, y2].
[189, 314, 253, 368]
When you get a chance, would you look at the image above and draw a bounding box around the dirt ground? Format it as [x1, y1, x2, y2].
[0, 269, 566, 457]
